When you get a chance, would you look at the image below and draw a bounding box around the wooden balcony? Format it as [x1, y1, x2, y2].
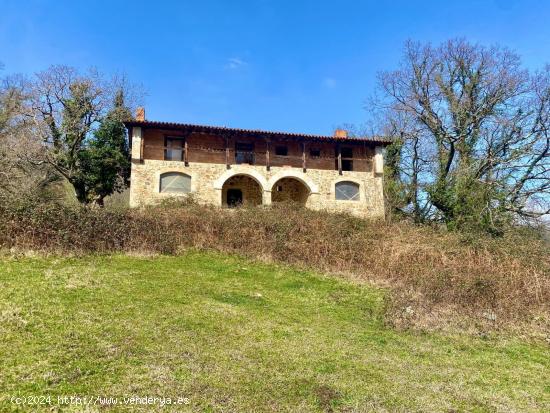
[144, 143, 373, 173]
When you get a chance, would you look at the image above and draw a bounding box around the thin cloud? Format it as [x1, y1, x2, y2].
[225, 57, 247, 70]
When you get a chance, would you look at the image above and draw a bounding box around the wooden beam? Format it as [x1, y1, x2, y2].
[225, 136, 230, 169]
[302, 142, 306, 173]
[184, 139, 189, 166]
[337, 143, 342, 175]
[140, 129, 145, 162]
[266, 139, 271, 171]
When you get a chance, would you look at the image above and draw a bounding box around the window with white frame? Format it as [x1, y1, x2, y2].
[335, 181, 360, 201]
[159, 172, 191, 193]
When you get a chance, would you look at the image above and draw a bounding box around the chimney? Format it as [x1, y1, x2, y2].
[334, 129, 348, 139]
[135, 107, 145, 122]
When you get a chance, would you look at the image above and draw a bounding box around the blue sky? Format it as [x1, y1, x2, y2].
[1, 0, 550, 135]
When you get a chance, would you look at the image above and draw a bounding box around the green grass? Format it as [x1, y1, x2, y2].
[0, 252, 548, 412]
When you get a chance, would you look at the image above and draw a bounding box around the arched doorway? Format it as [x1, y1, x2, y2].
[271, 177, 310, 205]
[221, 174, 263, 207]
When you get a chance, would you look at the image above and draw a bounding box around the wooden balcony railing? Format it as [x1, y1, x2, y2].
[145, 144, 372, 173]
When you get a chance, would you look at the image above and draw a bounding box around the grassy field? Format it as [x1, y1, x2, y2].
[1, 252, 548, 412]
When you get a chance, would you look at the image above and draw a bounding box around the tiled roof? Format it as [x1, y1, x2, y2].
[124, 120, 393, 144]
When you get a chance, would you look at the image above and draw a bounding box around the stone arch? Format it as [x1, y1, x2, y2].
[213, 168, 268, 191]
[270, 177, 310, 205]
[267, 171, 319, 194]
[219, 173, 264, 207]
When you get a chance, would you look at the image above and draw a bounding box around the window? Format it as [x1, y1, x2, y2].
[275, 146, 288, 156]
[164, 137, 184, 161]
[335, 181, 360, 201]
[159, 172, 191, 194]
[341, 147, 353, 171]
[235, 142, 255, 165]
[309, 149, 321, 158]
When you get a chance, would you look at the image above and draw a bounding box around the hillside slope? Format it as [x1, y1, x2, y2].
[1, 252, 548, 412]
[2, 202, 548, 335]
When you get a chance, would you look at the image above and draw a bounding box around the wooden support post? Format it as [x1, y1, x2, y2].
[337, 143, 342, 175]
[225, 136, 230, 169]
[184, 139, 189, 166]
[302, 142, 306, 173]
[266, 139, 271, 171]
[139, 128, 145, 162]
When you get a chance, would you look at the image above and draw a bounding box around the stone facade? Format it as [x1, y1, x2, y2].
[128, 125, 386, 219]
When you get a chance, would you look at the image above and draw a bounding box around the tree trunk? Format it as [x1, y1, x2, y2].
[72, 180, 88, 204]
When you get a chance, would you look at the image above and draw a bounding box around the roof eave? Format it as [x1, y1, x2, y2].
[123, 120, 393, 145]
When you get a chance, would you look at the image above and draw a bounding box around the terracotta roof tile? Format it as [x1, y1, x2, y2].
[124, 120, 392, 145]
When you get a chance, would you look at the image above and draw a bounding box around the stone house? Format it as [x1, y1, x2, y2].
[124, 109, 391, 218]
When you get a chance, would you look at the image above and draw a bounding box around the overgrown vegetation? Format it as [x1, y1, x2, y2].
[1, 200, 548, 337]
[1, 252, 548, 412]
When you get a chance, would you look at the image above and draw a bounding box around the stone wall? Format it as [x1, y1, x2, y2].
[129, 159, 385, 219]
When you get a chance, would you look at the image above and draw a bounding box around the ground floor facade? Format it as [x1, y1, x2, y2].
[129, 160, 385, 218]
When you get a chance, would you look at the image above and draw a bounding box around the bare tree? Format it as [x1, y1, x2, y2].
[374, 39, 549, 231]
[0, 73, 59, 204]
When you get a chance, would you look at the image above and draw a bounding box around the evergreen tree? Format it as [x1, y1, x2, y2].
[76, 90, 132, 205]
